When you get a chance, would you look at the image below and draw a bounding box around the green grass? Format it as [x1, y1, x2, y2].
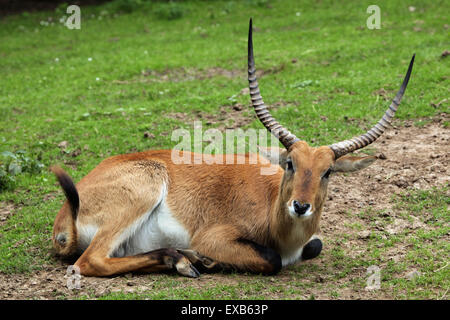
[0, 0, 449, 299]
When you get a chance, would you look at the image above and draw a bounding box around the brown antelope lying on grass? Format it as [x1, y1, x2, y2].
[51, 19, 415, 277]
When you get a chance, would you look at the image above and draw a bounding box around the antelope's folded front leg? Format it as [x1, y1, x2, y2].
[189, 225, 282, 275]
[301, 237, 323, 261]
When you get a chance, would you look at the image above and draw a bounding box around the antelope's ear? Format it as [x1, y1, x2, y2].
[258, 146, 289, 168]
[332, 155, 377, 172]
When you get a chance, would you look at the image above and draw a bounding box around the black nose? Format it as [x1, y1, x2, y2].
[293, 201, 311, 215]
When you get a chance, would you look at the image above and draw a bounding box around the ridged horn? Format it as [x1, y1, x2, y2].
[329, 54, 415, 159]
[248, 18, 300, 149]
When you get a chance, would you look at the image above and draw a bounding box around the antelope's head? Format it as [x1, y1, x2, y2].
[248, 19, 414, 219]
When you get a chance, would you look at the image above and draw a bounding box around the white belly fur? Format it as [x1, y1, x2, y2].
[77, 183, 191, 258]
[77, 222, 98, 252]
[115, 199, 191, 257]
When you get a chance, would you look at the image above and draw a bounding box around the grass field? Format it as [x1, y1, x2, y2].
[0, 0, 448, 299]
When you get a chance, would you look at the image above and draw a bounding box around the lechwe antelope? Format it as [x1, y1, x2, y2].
[51, 19, 414, 277]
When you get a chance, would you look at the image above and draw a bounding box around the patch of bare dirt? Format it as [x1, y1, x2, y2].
[166, 104, 254, 131]
[0, 116, 448, 300]
[0, 264, 262, 300]
[113, 64, 285, 85]
[140, 67, 242, 83]
[315, 115, 449, 299]
[0, 202, 18, 226]
[165, 87, 291, 131]
[0, 264, 130, 299]
[325, 116, 449, 217]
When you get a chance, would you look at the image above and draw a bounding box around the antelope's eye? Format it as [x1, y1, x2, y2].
[322, 168, 332, 179]
[286, 159, 294, 172]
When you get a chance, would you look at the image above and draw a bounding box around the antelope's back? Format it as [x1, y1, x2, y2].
[73, 150, 281, 228]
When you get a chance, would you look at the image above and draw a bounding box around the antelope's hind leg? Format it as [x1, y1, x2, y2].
[71, 160, 200, 277]
[176, 249, 224, 273]
[137, 248, 200, 278]
[74, 241, 200, 278]
[74, 211, 200, 277]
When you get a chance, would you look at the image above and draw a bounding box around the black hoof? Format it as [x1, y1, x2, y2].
[301, 238, 322, 261]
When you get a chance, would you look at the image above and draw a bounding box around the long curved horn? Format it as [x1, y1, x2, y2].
[329, 54, 415, 159]
[248, 18, 299, 149]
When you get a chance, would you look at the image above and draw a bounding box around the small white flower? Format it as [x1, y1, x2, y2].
[96, 77, 100, 81]
[296, 12, 301, 16]
[88, 57, 93, 62]
[55, 57, 59, 62]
